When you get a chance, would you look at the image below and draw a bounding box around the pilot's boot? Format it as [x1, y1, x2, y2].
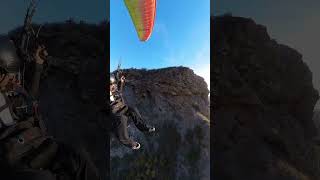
[146, 125, 155, 133]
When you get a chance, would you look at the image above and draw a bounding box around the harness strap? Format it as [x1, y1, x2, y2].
[0, 92, 16, 126]
[32, 102, 47, 134]
[0, 101, 13, 113]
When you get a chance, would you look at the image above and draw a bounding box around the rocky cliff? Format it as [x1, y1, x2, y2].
[212, 15, 320, 180]
[110, 67, 210, 180]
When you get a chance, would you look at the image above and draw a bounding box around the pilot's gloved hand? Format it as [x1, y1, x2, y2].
[34, 45, 48, 65]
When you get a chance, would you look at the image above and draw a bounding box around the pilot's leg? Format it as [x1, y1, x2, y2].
[113, 113, 140, 150]
[127, 107, 155, 133]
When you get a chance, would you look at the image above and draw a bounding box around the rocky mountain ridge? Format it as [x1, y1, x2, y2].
[213, 15, 320, 180]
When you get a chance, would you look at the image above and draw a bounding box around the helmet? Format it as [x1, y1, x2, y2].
[110, 74, 116, 84]
[0, 36, 21, 73]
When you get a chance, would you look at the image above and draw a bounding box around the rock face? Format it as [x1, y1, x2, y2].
[313, 110, 320, 132]
[9, 21, 109, 179]
[110, 67, 210, 180]
[212, 15, 320, 180]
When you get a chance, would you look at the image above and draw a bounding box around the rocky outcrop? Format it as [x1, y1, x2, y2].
[110, 67, 210, 180]
[313, 110, 320, 132]
[213, 15, 320, 180]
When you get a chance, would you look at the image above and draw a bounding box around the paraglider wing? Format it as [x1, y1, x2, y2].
[124, 0, 156, 41]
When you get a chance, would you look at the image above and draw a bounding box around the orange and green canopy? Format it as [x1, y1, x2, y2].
[124, 0, 157, 42]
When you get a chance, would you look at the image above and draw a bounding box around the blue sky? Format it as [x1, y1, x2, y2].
[0, 0, 107, 34]
[111, 0, 210, 89]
